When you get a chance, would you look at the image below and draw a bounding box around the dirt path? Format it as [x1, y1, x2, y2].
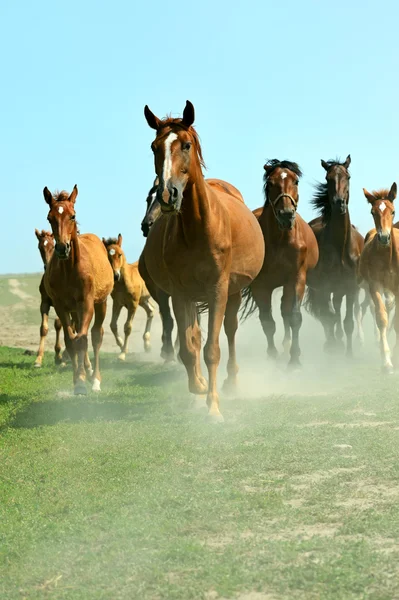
[8, 279, 32, 300]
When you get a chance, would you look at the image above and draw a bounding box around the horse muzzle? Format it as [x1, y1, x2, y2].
[55, 242, 71, 259]
[277, 209, 296, 230]
[377, 231, 391, 246]
[141, 220, 151, 237]
[114, 271, 121, 282]
[159, 182, 183, 213]
[332, 198, 347, 215]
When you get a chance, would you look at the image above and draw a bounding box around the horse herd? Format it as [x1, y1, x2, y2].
[33, 100, 399, 421]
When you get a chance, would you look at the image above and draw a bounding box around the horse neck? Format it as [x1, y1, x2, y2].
[325, 208, 352, 255]
[178, 168, 211, 241]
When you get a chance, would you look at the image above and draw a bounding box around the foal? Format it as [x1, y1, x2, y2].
[43, 186, 114, 394]
[34, 229, 63, 367]
[359, 184, 399, 372]
[103, 235, 154, 360]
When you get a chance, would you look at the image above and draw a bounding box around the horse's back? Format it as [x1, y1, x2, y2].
[79, 234, 114, 301]
[206, 179, 244, 203]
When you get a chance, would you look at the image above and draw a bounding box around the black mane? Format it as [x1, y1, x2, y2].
[103, 237, 118, 246]
[311, 158, 350, 222]
[263, 159, 303, 205]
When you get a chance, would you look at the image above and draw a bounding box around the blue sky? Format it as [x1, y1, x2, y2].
[1, 0, 398, 273]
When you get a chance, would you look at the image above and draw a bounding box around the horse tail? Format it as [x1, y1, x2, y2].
[303, 285, 321, 318]
[239, 285, 258, 322]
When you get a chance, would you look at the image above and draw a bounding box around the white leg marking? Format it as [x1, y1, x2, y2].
[92, 378, 101, 392]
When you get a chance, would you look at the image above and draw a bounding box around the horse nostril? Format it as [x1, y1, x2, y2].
[172, 187, 178, 200]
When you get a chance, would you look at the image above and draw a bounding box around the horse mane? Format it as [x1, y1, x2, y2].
[103, 237, 119, 247]
[52, 190, 70, 202]
[311, 158, 350, 222]
[156, 117, 206, 169]
[263, 159, 303, 205]
[370, 189, 391, 201]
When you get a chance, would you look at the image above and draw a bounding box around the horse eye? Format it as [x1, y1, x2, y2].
[393, 211, 396, 217]
[70, 215, 76, 221]
[183, 142, 191, 151]
[295, 180, 299, 185]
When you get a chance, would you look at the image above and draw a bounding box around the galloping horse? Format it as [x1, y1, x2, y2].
[139, 100, 265, 421]
[360, 184, 399, 372]
[34, 229, 63, 367]
[43, 186, 114, 394]
[242, 160, 319, 367]
[306, 156, 364, 355]
[103, 234, 154, 360]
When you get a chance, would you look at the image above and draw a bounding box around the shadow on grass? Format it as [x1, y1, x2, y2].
[9, 396, 159, 429]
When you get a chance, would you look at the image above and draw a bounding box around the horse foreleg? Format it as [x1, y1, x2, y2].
[53, 304, 78, 383]
[74, 300, 94, 394]
[90, 301, 107, 392]
[354, 288, 365, 346]
[332, 293, 344, 345]
[54, 317, 64, 365]
[344, 292, 356, 357]
[34, 298, 50, 368]
[159, 291, 175, 362]
[392, 298, 399, 368]
[282, 271, 305, 369]
[222, 291, 241, 395]
[253, 286, 278, 359]
[119, 301, 138, 361]
[172, 295, 207, 396]
[318, 292, 336, 352]
[139, 297, 154, 353]
[110, 301, 123, 350]
[203, 284, 228, 422]
[370, 285, 393, 373]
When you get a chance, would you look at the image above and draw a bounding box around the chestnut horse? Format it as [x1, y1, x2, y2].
[306, 156, 364, 355]
[103, 234, 154, 360]
[43, 186, 114, 394]
[242, 160, 319, 367]
[139, 100, 265, 421]
[360, 184, 399, 372]
[34, 229, 64, 367]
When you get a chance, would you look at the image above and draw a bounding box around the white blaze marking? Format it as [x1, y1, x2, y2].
[379, 202, 387, 212]
[109, 249, 115, 256]
[148, 191, 157, 212]
[163, 133, 178, 186]
[58, 206, 64, 214]
[281, 172, 287, 179]
[43, 240, 48, 246]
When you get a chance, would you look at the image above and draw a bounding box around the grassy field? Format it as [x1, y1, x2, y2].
[2, 342, 399, 599]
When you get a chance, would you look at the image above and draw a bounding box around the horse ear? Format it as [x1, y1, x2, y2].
[182, 100, 195, 127]
[102, 237, 107, 246]
[389, 182, 397, 202]
[68, 184, 78, 204]
[363, 188, 375, 204]
[144, 105, 161, 131]
[35, 228, 41, 240]
[344, 154, 351, 169]
[321, 160, 329, 171]
[117, 234, 123, 247]
[263, 163, 273, 176]
[43, 187, 53, 205]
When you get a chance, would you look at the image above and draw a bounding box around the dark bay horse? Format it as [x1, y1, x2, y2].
[360, 184, 399, 372]
[43, 186, 114, 394]
[34, 229, 64, 367]
[103, 234, 154, 360]
[242, 160, 319, 367]
[306, 156, 364, 355]
[139, 100, 265, 421]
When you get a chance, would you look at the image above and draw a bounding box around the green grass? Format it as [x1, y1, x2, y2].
[1, 346, 399, 599]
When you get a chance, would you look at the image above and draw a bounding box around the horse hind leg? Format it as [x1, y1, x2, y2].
[54, 317, 64, 365]
[332, 293, 345, 348]
[140, 297, 154, 353]
[222, 291, 241, 395]
[254, 287, 278, 360]
[119, 301, 138, 361]
[159, 291, 175, 362]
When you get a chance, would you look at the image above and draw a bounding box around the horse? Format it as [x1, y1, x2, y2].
[139, 100, 265, 421]
[359, 184, 399, 372]
[242, 160, 319, 367]
[34, 229, 64, 367]
[43, 186, 114, 394]
[102, 234, 154, 360]
[306, 156, 364, 355]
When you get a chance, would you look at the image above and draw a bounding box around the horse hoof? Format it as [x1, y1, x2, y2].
[191, 395, 207, 411]
[382, 365, 394, 375]
[54, 357, 63, 366]
[118, 353, 126, 362]
[33, 362, 42, 368]
[205, 411, 225, 424]
[161, 351, 175, 363]
[144, 343, 151, 353]
[92, 378, 101, 392]
[288, 361, 302, 373]
[222, 379, 237, 397]
[59, 362, 68, 369]
[74, 381, 87, 395]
